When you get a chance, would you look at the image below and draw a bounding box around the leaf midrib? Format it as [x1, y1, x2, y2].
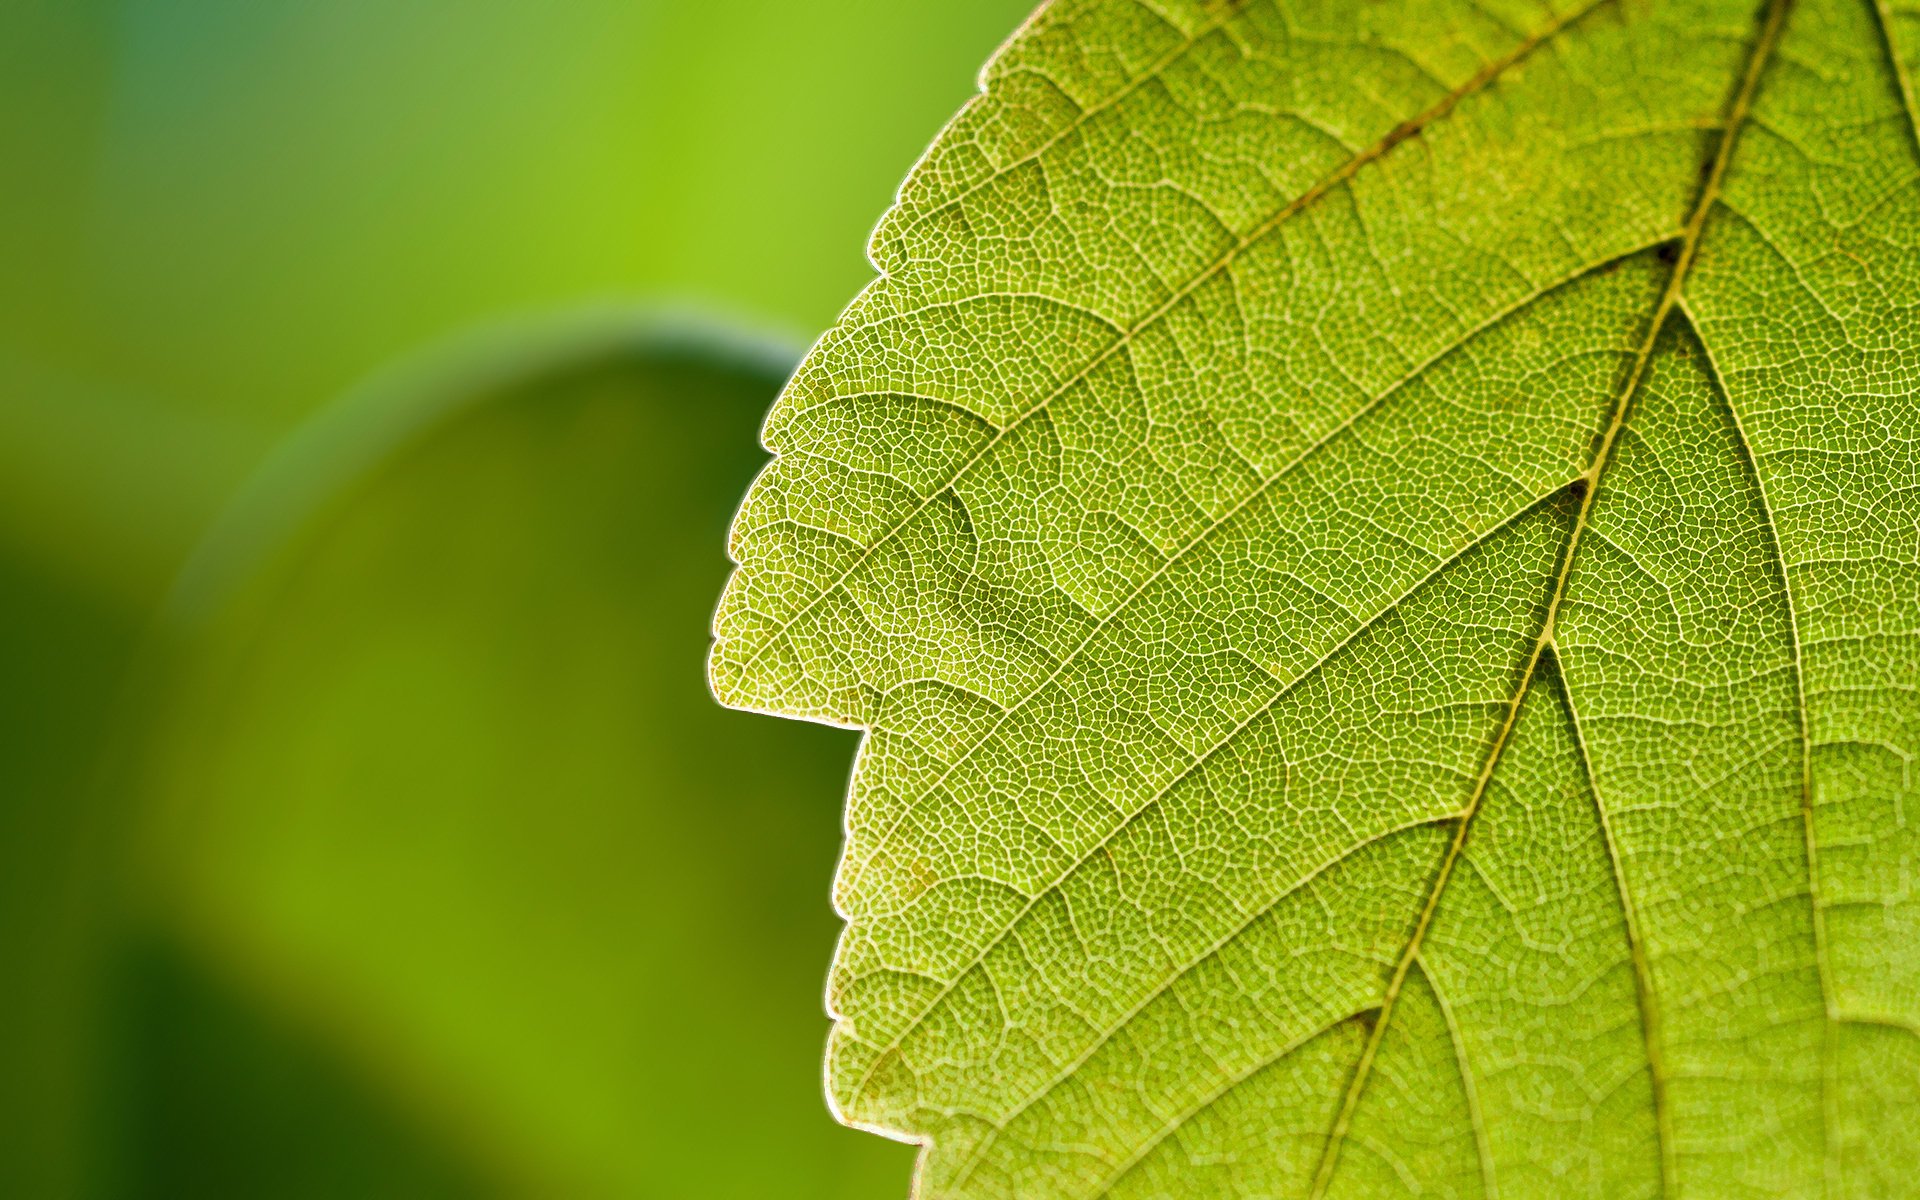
[1305, 4, 1802, 1197]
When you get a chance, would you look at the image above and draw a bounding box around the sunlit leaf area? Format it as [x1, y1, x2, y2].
[9, 1, 1919, 1197]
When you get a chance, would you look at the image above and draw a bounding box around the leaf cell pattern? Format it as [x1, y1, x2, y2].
[711, 0, 1920, 1195]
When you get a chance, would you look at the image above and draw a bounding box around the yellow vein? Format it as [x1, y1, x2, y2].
[1304, 540, 1561, 1200]
[838, 484, 1563, 1113]
[840, 239, 1666, 902]
[1421, 955, 1498, 1200]
[1869, 0, 1920, 162]
[836, 230, 1673, 1113]
[1558, 650, 1675, 1199]
[1836, 1011, 1920, 1041]
[724, 0, 1615, 686]
[1305, 5, 1791, 1192]
[1085, 1010, 1367, 1199]
[944, 812, 1463, 1192]
[1681, 296, 1837, 1200]
[879, 3, 1236, 252]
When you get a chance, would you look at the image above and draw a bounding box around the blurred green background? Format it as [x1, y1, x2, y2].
[0, 1, 1032, 1195]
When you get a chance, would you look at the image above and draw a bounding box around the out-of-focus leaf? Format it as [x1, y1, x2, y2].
[0, 350, 256, 609]
[72, 0, 1040, 429]
[712, 1, 1920, 1195]
[132, 316, 911, 1198]
[102, 937, 485, 1200]
[0, 556, 139, 1198]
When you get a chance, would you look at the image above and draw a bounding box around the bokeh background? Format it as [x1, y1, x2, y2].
[0, 1, 1033, 1195]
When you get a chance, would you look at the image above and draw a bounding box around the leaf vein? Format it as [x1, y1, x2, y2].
[1559, 648, 1677, 1199]
[1307, 5, 1793, 1189]
[1680, 296, 1839, 1198]
[727, 0, 1619, 688]
[841, 240, 1664, 904]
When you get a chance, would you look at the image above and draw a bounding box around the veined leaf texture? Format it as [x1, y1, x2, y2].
[711, 0, 1920, 1195]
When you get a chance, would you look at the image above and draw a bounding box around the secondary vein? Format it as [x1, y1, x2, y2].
[840, 484, 1564, 1114]
[841, 241, 1662, 904]
[1421, 956, 1498, 1200]
[1559, 651, 1676, 1199]
[1683, 298, 1838, 1200]
[727, 0, 1616, 685]
[1305, 3, 1792, 1193]
[1869, 0, 1920, 162]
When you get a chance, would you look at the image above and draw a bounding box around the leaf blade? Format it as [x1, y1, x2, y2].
[715, 0, 1920, 1194]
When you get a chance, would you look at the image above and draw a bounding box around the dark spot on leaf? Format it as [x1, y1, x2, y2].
[1656, 241, 1681, 265]
[1351, 1006, 1383, 1034]
[1380, 120, 1421, 152]
[1568, 476, 1590, 503]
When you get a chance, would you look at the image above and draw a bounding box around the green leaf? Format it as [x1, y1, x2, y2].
[712, 1, 1920, 1195]
[106, 936, 485, 1200]
[135, 316, 913, 1198]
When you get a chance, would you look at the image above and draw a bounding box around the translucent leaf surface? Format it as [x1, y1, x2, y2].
[712, 1, 1920, 1195]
